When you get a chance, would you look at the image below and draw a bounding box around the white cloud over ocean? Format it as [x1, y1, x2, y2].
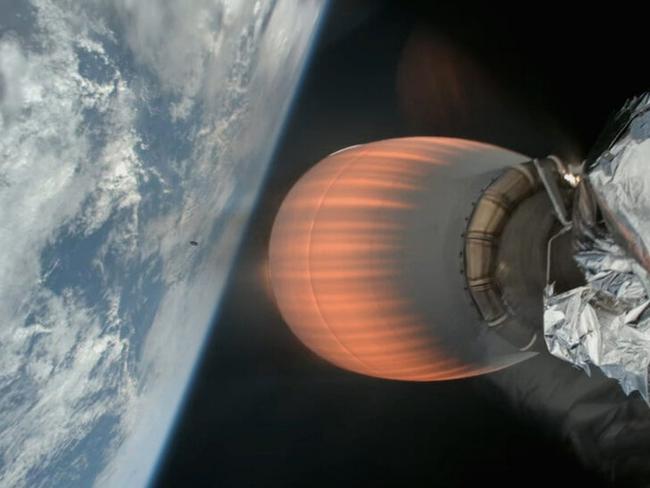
[0, 1, 324, 486]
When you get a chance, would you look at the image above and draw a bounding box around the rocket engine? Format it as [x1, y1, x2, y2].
[268, 137, 581, 380]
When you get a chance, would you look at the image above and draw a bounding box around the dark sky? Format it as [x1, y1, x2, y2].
[155, 3, 648, 487]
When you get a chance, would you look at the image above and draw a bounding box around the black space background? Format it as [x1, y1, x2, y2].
[155, 2, 649, 487]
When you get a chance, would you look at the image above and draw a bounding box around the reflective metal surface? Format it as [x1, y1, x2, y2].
[544, 93, 650, 402]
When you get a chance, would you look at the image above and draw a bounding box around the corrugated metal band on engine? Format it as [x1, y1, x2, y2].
[464, 159, 551, 327]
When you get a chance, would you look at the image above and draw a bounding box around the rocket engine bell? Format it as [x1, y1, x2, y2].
[268, 137, 580, 381]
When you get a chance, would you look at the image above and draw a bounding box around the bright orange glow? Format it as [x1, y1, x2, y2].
[269, 137, 525, 381]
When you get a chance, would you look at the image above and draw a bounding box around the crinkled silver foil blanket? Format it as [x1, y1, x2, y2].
[544, 93, 650, 403]
[544, 239, 650, 401]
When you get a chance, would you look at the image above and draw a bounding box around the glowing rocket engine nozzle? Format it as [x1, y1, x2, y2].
[268, 137, 576, 380]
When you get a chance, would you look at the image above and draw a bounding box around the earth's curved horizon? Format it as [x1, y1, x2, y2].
[0, 1, 325, 486]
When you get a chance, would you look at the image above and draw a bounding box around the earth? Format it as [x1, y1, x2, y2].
[0, 1, 324, 486]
